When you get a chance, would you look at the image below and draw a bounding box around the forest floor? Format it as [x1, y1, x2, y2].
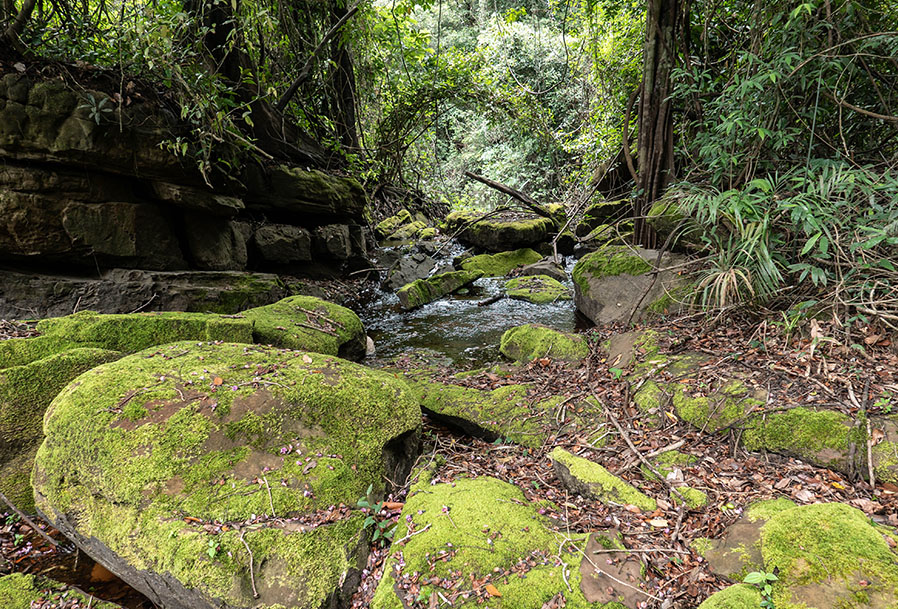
[2, 314, 897, 609]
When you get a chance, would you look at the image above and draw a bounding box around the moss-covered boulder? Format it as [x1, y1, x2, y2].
[551, 448, 657, 512]
[504, 275, 571, 304]
[572, 245, 686, 325]
[699, 501, 898, 608]
[446, 211, 556, 252]
[384, 220, 427, 242]
[36, 310, 253, 353]
[1, 347, 121, 512]
[372, 475, 616, 609]
[375, 209, 413, 239]
[241, 295, 366, 359]
[500, 324, 589, 364]
[0, 573, 123, 609]
[459, 248, 543, 277]
[33, 342, 421, 609]
[396, 269, 483, 310]
[872, 416, 898, 485]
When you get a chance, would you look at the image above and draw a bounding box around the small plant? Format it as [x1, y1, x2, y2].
[206, 538, 221, 559]
[357, 484, 397, 547]
[13, 533, 25, 547]
[874, 391, 893, 414]
[78, 94, 114, 125]
[743, 570, 778, 608]
[609, 367, 624, 380]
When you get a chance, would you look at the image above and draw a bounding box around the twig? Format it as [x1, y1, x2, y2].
[393, 523, 432, 545]
[596, 393, 690, 506]
[575, 543, 663, 602]
[129, 293, 157, 314]
[238, 528, 260, 599]
[593, 547, 690, 555]
[463, 171, 553, 219]
[262, 476, 276, 518]
[0, 491, 59, 548]
[615, 440, 686, 474]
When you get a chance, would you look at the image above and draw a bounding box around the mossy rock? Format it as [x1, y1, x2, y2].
[1, 347, 121, 512]
[640, 450, 697, 482]
[33, 342, 421, 609]
[384, 220, 427, 242]
[742, 407, 860, 472]
[572, 245, 686, 325]
[372, 476, 615, 609]
[0, 335, 98, 369]
[872, 416, 898, 485]
[445, 211, 556, 252]
[375, 209, 413, 239]
[500, 324, 589, 364]
[459, 248, 543, 277]
[0, 573, 123, 609]
[697, 584, 762, 609]
[671, 380, 763, 433]
[575, 200, 629, 238]
[241, 295, 366, 360]
[762, 503, 898, 608]
[504, 275, 572, 304]
[396, 269, 483, 310]
[551, 448, 657, 512]
[36, 310, 254, 353]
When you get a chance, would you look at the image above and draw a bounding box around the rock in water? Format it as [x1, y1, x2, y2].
[33, 342, 421, 609]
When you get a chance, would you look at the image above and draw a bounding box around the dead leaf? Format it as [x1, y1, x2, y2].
[485, 583, 502, 597]
[302, 354, 313, 364]
[302, 460, 317, 474]
[14, 62, 26, 72]
[213, 377, 223, 386]
[648, 518, 669, 528]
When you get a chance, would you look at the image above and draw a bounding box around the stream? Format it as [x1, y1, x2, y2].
[360, 250, 585, 368]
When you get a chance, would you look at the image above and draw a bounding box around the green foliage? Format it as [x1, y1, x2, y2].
[356, 484, 396, 547]
[743, 571, 778, 609]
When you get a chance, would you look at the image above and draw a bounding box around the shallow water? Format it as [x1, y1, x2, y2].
[360, 255, 584, 368]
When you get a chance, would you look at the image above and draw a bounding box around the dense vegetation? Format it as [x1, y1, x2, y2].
[2, 0, 898, 327]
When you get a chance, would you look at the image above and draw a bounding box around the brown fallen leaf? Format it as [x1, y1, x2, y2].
[213, 377, 223, 386]
[485, 583, 502, 597]
[383, 501, 404, 510]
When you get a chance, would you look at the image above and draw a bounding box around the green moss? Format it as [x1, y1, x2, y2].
[385, 220, 427, 241]
[746, 498, 797, 522]
[0, 573, 122, 609]
[551, 448, 657, 511]
[646, 196, 686, 237]
[504, 275, 571, 304]
[872, 440, 898, 484]
[375, 209, 412, 239]
[500, 324, 589, 364]
[459, 248, 543, 277]
[742, 408, 854, 470]
[692, 537, 713, 555]
[696, 584, 762, 609]
[1, 347, 121, 512]
[33, 342, 421, 608]
[412, 380, 547, 447]
[646, 284, 692, 315]
[572, 245, 652, 294]
[419, 227, 437, 239]
[675, 487, 708, 508]
[396, 270, 483, 310]
[672, 380, 761, 433]
[241, 295, 365, 358]
[0, 335, 100, 368]
[37, 310, 253, 353]
[640, 451, 697, 481]
[633, 381, 666, 421]
[760, 503, 898, 606]
[372, 476, 602, 609]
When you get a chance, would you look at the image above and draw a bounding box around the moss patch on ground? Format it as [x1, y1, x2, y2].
[0, 573, 122, 609]
[372, 476, 611, 609]
[459, 248, 543, 277]
[672, 380, 762, 433]
[396, 270, 483, 310]
[33, 342, 421, 609]
[241, 295, 366, 359]
[500, 324, 589, 364]
[0, 335, 100, 368]
[572, 245, 652, 295]
[504, 275, 572, 304]
[551, 448, 657, 512]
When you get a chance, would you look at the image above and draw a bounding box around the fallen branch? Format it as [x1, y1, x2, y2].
[615, 440, 686, 474]
[238, 528, 260, 599]
[463, 171, 553, 220]
[477, 295, 505, 307]
[0, 491, 59, 548]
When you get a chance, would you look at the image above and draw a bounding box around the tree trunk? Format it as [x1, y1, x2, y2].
[329, 3, 361, 152]
[635, 0, 687, 247]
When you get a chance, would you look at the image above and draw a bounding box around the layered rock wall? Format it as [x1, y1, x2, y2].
[0, 73, 372, 315]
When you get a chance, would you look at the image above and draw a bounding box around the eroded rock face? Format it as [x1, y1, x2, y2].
[33, 343, 421, 609]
